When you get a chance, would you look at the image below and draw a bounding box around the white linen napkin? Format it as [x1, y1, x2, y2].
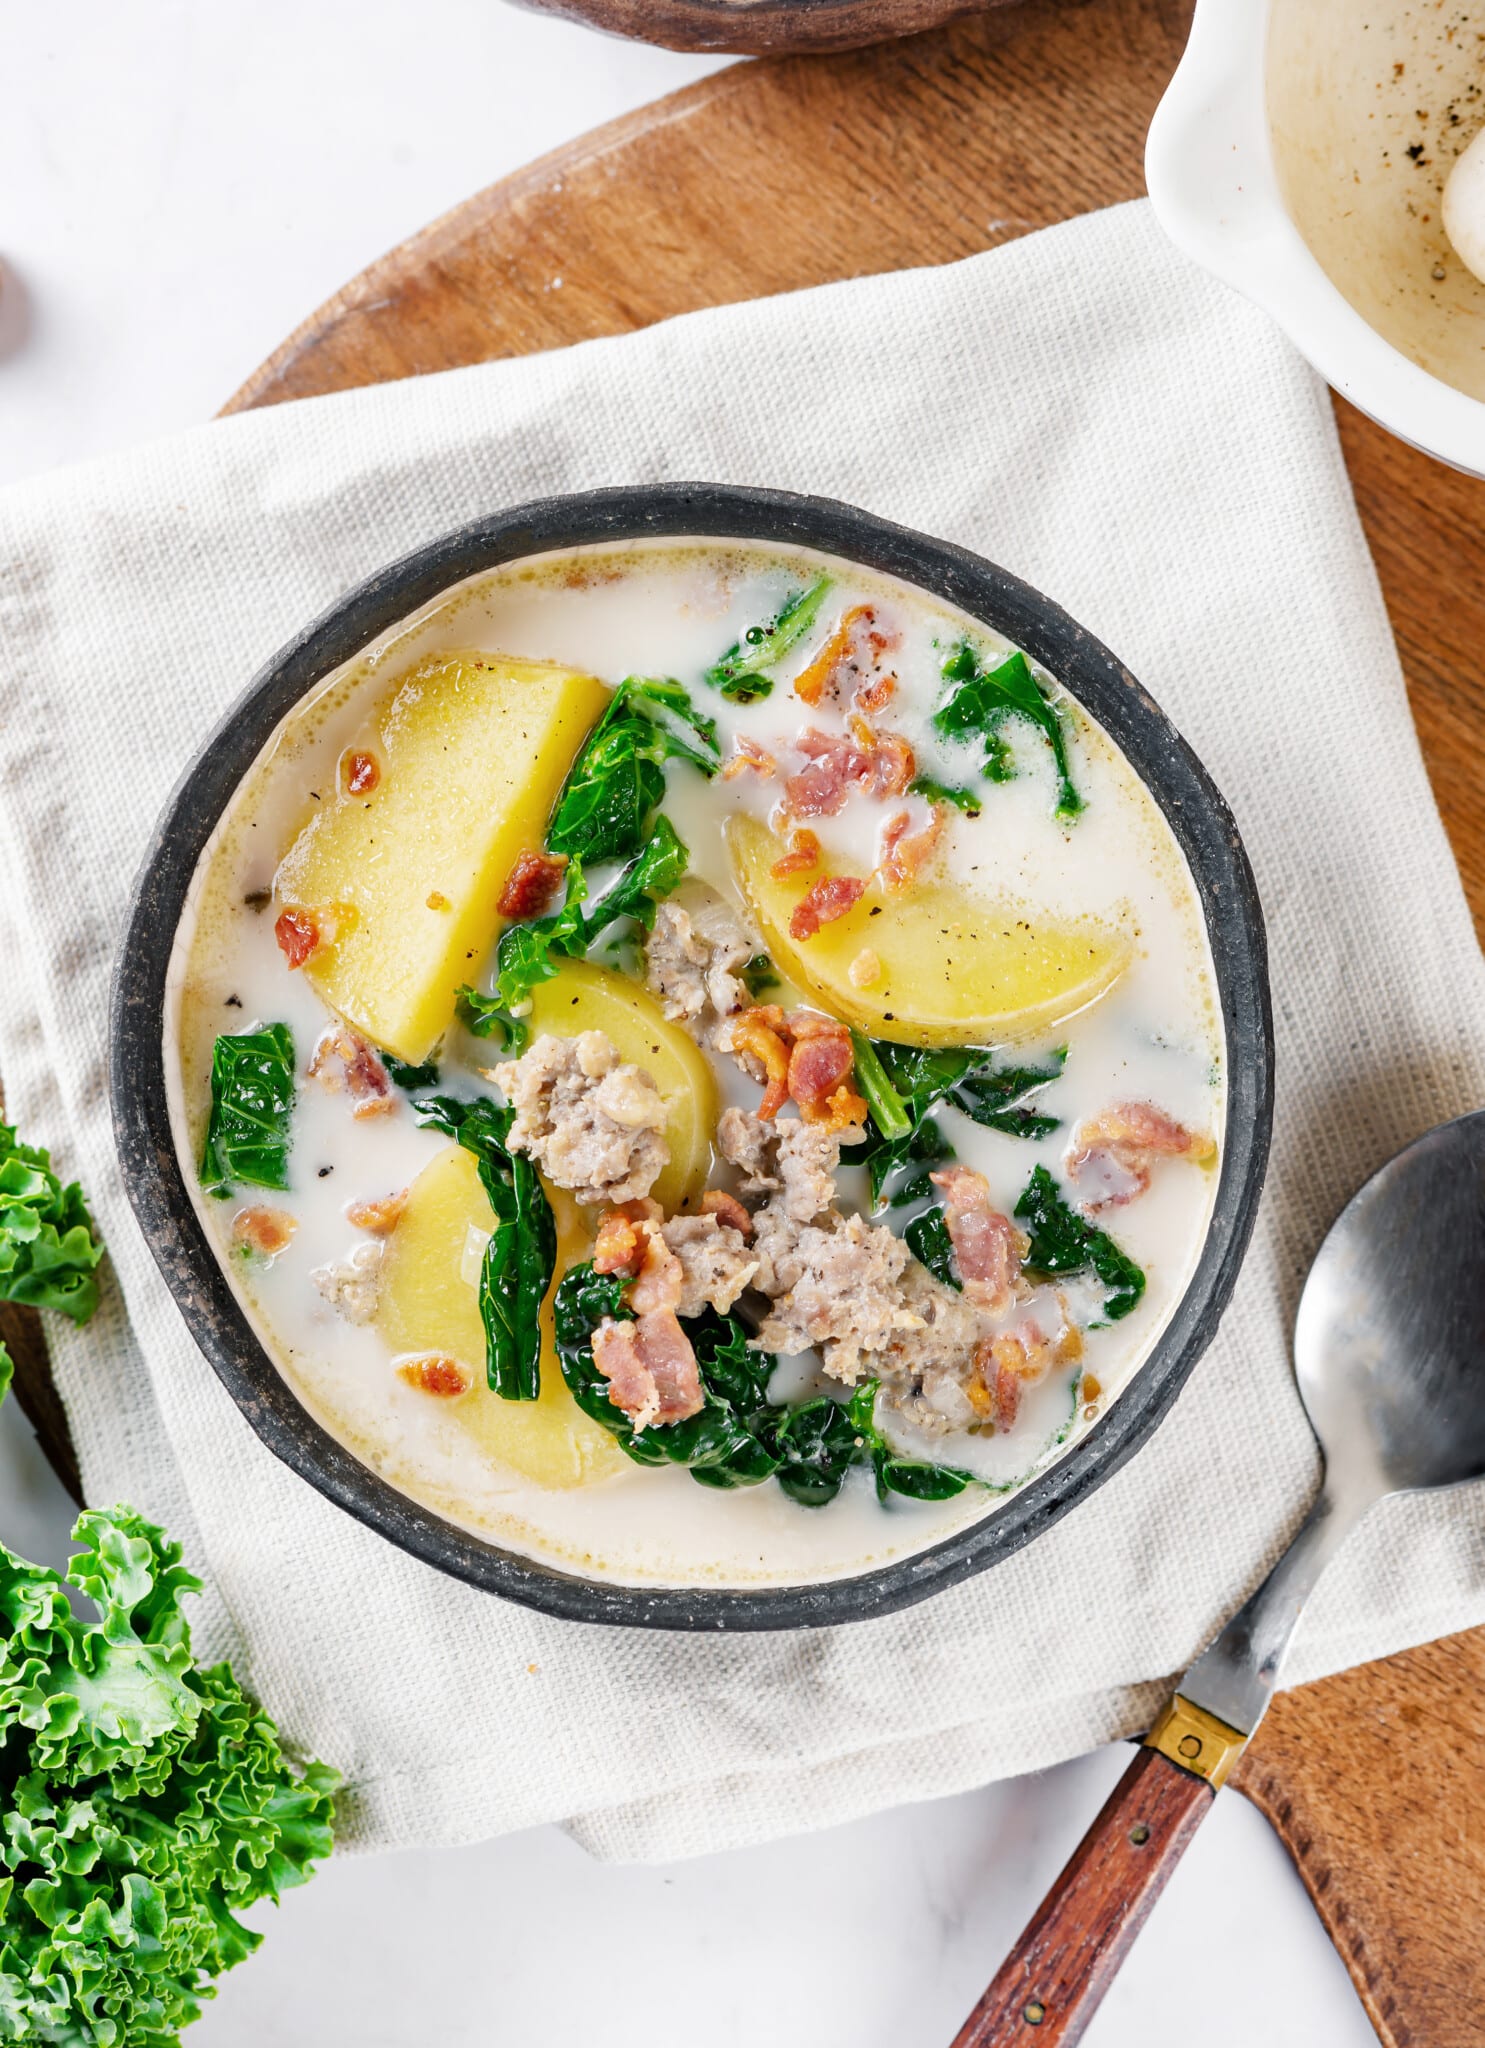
[2, 199, 1483, 1863]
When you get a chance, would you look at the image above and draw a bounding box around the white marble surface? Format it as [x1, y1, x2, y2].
[2, 4, 1378, 2042]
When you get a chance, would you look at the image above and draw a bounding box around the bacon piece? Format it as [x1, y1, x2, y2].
[792, 605, 898, 707]
[852, 670, 897, 715]
[594, 1210, 643, 1276]
[930, 1166, 1025, 1315]
[592, 1309, 704, 1433]
[593, 1198, 666, 1276]
[497, 849, 568, 921]
[629, 1223, 685, 1316]
[1066, 1100, 1217, 1210]
[789, 874, 866, 941]
[725, 1005, 793, 1119]
[397, 1353, 470, 1397]
[232, 1206, 297, 1259]
[346, 1191, 406, 1236]
[779, 727, 871, 818]
[771, 827, 821, 881]
[784, 1011, 865, 1131]
[878, 804, 947, 895]
[308, 1024, 395, 1119]
[721, 736, 778, 781]
[274, 908, 322, 969]
[700, 1189, 754, 1238]
[341, 748, 380, 795]
[849, 717, 916, 799]
[849, 947, 882, 989]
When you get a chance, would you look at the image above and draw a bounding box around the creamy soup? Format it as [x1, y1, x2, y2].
[1269, 0, 1485, 399]
[168, 539, 1225, 1589]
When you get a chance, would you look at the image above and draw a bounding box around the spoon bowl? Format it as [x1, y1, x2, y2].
[957, 1108, 1485, 2047]
[1296, 1109, 1485, 1500]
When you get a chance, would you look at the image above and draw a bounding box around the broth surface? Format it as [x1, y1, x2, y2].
[1269, 0, 1485, 399]
[169, 539, 1225, 1588]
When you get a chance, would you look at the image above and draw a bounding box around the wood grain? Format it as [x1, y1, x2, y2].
[515, 0, 1014, 55]
[13, 1, 1482, 2037]
[951, 1746, 1214, 2046]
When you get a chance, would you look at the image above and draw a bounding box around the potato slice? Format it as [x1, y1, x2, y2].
[524, 959, 715, 1211]
[378, 1143, 623, 1490]
[728, 814, 1129, 1047]
[275, 652, 610, 1064]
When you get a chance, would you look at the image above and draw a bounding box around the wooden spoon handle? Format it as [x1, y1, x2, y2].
[950, 1744, 1215, 2047]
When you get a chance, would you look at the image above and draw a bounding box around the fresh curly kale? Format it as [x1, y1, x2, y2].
[0, 1496, 337, 2046]
[934, 641, 1083, 820]
[198, 1024, 297, 1200]
[0, 1122, 104, 1325]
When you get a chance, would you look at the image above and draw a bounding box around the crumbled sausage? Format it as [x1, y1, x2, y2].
[717, 1108, 843, 1222]
[495, 1030, 669, 1205]
[311, 1240, 385, 1324]
[752, 1210, 918, 1383]
[643, 890, 760, 1043]
[658, 1214, 759, 1317]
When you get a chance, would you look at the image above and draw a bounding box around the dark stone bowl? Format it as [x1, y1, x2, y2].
[111, 483, 1272, 1630]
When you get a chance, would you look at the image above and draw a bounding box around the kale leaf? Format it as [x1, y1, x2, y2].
[462, 817, 690, 1056]
[845, 1041, 1065, 1210]
[416, 1095, 554, 1399]
[741, 953, 779, 1001]
[848, 1029, 911, 1142]
[578, 814, 688, 943]
[553, 1267, 979, 1507]
[762, 1397, 862, 1508]
[547, 676, 719, 865]
[904, 1204, 961, 1292]
[907, 773, 983, 817]
[934, 642, 1083, 820]
[0, 1491, 336, 2047]
[952, 1049, 1067, 1141]
[457, 985, 522, 1052]
[0, 1121, 104, 1324]
[381, 1051, 441, 1094]
[704, 575, 833, 703]
[1014, 1163, 1146, 1322]
[846, 1380, 976, 1502]
[199, 1022, 297, 1200]
[552, 1266, 780, 1489]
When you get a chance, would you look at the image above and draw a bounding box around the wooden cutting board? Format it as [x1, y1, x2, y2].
[9, 2, 1485, 2038]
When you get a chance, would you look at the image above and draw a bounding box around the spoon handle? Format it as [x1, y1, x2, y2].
[948, 1740, 1214, 2047]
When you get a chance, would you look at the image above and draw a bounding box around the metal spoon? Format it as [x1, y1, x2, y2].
[951, 1108, 1485, 2048]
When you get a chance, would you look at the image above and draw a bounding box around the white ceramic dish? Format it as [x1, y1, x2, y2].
[1146, 0, 1485, 478]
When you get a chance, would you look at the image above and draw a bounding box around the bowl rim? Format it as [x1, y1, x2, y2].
[1145, 0, 1485, 481]
[109, 481, 1273, 1631]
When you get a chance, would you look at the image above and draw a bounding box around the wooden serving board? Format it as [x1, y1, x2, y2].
[10, 2, 1485, 2038]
